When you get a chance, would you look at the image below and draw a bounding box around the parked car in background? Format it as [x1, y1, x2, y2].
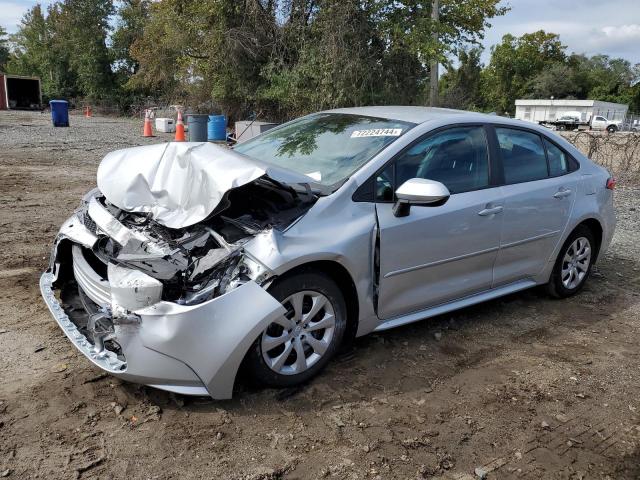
[620, 120, 640, 133]
[41, 107, 616, 399]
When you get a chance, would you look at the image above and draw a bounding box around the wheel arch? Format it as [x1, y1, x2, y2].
[576, 218, 603, 261]
[272, 260, 360, 344]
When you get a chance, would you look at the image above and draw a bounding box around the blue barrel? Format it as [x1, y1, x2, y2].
[187, 114, 208, 142]
[50, 100, 69, 127]
[207, 115, 227, 141]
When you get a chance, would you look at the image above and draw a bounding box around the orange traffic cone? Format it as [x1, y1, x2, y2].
[143, 110, 154, 137]
[84, 106, 92, 118]
[174, 111, 186, 141]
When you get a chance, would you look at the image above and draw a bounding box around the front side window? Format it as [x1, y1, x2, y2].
[389, 126, 490, 195]
[496, 128, 548, 184]
[234, 113, 414, 188]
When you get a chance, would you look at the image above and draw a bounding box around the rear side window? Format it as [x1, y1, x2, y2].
[544, 139, 568, 176]
[496, 128, 548, 184]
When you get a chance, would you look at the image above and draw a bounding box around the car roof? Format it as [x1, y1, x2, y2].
[322, 106, 567, 136]
[323, 106, 489, 124]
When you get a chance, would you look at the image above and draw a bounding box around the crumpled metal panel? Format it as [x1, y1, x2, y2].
[108, 263, 163, 311]
[87, 196, 143, 246]
[97, 142, 267, 229]
[59, 215, 97, 249]
[136, 280, 286, 399]
[40, 272, 127, 372]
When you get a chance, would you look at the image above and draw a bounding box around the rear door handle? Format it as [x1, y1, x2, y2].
[553, 189, 572, 199]
[478, 206, 503, 216]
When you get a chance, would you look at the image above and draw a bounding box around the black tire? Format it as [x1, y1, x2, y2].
[546, 225, 596, 298]
[246, 271, 347, 388]
[607, 125, 617, 133]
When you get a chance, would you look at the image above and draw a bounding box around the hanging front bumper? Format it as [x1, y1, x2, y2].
[40, 216, 286, 399]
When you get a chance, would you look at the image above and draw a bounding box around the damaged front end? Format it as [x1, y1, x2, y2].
[41, 143, 317, 398]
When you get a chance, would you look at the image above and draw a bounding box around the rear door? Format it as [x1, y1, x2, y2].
[375, 125, 504, 319]
[492, 127, 578, 286]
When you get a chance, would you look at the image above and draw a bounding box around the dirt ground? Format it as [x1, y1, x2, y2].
[1, 110, 640, 480]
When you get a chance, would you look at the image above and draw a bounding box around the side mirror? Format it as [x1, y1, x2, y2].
[393, 178, 450, 217]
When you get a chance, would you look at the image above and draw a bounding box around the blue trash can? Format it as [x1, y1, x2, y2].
[187, 114, 209, 142]
[50, 100, 69, 127]
[207, 115, 227, 142]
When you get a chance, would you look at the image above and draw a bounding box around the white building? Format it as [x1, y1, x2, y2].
[515, 99, 629, 123]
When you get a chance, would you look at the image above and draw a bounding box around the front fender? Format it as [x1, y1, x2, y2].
[136, 281, 286, 399]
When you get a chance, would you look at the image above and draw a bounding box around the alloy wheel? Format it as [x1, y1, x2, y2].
[261, 290, 336, 376]
[561, 236, 591, 290]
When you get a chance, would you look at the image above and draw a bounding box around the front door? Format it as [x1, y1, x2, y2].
[376, 125, 503, 320]
[591, 116, 608, 131]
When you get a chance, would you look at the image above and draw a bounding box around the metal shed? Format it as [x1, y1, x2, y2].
[0, 73, 42, 110]
[515, 99, 629, 124]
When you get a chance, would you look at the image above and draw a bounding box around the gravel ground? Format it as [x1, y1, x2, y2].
[1, 111, 640, 479]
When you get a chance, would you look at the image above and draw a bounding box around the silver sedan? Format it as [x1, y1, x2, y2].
[40, 107, 616, 398]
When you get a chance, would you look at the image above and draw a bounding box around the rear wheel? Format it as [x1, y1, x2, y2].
[246, 271, 347, 388]
[547, 226, 596, 298]
[607, 125, 618, 133]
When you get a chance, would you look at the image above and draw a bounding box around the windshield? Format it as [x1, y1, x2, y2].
[234, 113, 415, 188]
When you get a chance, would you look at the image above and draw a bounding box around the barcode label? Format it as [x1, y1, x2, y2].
[351, 128, 403, 138]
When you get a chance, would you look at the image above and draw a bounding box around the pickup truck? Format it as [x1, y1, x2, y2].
[539, 114, 622, 133]
[590, 115, 622, 133]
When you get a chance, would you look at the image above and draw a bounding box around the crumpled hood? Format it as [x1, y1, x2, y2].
[97, 142, 312, 229]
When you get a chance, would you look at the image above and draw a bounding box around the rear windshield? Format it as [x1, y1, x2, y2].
[234, 113, 415, 188]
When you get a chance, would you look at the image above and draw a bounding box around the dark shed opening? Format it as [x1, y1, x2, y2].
[6, 77, 42, 109]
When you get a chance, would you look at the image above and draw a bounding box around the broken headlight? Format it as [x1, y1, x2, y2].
[178, 251, 271, 306]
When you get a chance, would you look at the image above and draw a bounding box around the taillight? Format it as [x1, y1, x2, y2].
[606, 177, 616, 190]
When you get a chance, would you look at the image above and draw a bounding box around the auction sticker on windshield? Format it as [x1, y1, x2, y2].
[351, 128, 403, 138]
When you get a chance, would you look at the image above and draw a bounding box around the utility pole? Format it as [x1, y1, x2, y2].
[429, 0, 439, 107]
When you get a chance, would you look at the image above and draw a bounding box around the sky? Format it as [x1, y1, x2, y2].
[480, 0, 640, 64]
[2, 0, 640, 65]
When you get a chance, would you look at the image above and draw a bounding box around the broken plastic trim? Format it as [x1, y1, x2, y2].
[40, 272, 127, 372]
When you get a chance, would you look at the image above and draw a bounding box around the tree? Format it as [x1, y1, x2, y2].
[128, 0, 507, 119]
[260, 0, 391, 116]
[526, 63, 579, 99]
[7, 1, 115, 101]
[439, 47, 484, 110]
[6, 4, 74, 99]
[482, 31, 566, 114]
[0, 27, 10, 71]
[56, 0, 115, 101]
[112, 0, 151, 77]
[582, 55, 638, 104]
[129, 0, 276, 113]
[12, 0, 638, 119]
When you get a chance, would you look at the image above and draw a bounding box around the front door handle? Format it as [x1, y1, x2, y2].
[478, 206, 503, 216]
[553, 188, 572, 199]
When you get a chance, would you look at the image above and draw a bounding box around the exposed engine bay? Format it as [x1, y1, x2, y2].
[78, 177, 316, 307]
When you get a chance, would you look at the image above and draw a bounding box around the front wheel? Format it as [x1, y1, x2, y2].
[547, 226, 596, 298]
[246, 271, 347, 388]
